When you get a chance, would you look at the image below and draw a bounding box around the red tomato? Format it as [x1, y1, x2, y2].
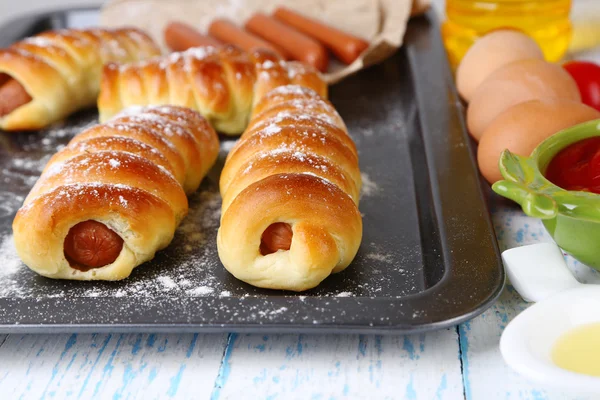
[563, 61, 600, 112]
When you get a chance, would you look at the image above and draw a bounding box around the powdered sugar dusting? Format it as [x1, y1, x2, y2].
[267, 85, 319, 98]
[262, 124, 281, 136]
[23, 36, 57, 48]
[125, 45, 219, 71]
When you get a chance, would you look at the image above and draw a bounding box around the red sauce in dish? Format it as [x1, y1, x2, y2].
[545, 137, 600, 193]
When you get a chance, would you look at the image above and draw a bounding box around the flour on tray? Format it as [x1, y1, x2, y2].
[0, 235, 26, 297]
[360, 172, 379, 198]
[366, 253, 393, 263]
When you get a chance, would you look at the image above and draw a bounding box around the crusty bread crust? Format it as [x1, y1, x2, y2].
[217, 85, 362, 291]
[97, 46, 327, 135]
[0, 28, 160, 130]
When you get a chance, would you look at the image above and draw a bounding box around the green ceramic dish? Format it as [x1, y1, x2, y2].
[492, 119, 600, 269]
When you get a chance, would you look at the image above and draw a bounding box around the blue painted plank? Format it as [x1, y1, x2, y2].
[214, 330, 463, 399]
[0, 333, 227, 399]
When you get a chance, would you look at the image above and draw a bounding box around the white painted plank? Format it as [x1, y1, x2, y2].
[460, 206, 600, 400]
[0, 333, 227, 399]
[212, 330, 463, 400]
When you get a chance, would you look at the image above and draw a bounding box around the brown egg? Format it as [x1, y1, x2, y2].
[477, 98, 600, 184]
[456, 30, 544, 102]
[467, 59, 580, 141]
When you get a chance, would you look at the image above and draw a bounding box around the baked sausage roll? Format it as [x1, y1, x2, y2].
[0, 27, 160, 131]
[12, 106, 219, 280]
[218, 85, 362, 291]
[97, 45, 327, 136]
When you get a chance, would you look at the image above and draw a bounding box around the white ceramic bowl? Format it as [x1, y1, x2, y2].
[500, 243, 600, 395]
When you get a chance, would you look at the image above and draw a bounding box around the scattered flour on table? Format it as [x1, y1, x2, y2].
[357, 126, 374, 137]
[336, 291, 354, 297]
[360, 172, 379, 198]
[157, 276, 177, 290]
[46, 118, 97, 139]
[187, 286, 214, 296]
[0, 235, 22, 277]
[0, 235, 26, 297]
[10, 154, 53, 173]
[366, 253, 393, 263]
[0, 193, 24, 218]
[258, 307, 287, 317]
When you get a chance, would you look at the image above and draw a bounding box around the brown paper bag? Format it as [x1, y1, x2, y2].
[99, 0, 425, 84]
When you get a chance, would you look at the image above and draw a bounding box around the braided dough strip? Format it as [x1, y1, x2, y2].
[0, 27, 160, 131]
[13, 106, 219, 280]
[217, 85, 362, 291]
[97, 45, 327, 136]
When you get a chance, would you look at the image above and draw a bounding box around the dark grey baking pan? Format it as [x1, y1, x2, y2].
[0, 8, 504, 333]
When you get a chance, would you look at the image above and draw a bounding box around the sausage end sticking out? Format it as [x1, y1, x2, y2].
[260, 222, 293, 255]
[0, 76, 32, 117]
[64, 220, 124, 271]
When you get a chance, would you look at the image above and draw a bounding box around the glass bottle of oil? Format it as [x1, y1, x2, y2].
[442, 0, 572, 68]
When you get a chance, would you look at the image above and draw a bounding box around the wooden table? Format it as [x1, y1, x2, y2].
[0, 198, 597, 400]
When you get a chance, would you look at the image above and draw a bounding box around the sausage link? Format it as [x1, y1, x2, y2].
[245, 13, 329, 72]
[64, 220, 124, 271]
[273, 7, 369, 65]
[164, 21, 223, 52]
[260, 222, 293, 255]
[208, 19, 290, 59]
[0, 79, 32, 117]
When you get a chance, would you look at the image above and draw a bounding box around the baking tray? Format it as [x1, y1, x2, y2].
[0, 8, 504, 334]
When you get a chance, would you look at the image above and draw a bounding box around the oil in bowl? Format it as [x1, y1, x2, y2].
[552, 322, 600, 377]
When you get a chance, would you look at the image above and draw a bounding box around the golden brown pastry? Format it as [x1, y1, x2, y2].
[12, 105, 219, 280]
[97, 45, 327, 135]
[0, 27, 160, 131]
[217, 85, 362, 291]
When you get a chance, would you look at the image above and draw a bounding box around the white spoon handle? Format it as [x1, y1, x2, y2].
[501, 243, 582, 303]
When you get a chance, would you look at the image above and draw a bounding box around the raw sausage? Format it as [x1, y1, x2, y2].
[0, 79, 32, 117]
[273, 7, 369, 65]
[260, 222, 293, 255]
[164, 21, 223, 52]
[208, 19, 290, 59]
[64, 220, 124, 271]
[245, 13, 329, 72]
